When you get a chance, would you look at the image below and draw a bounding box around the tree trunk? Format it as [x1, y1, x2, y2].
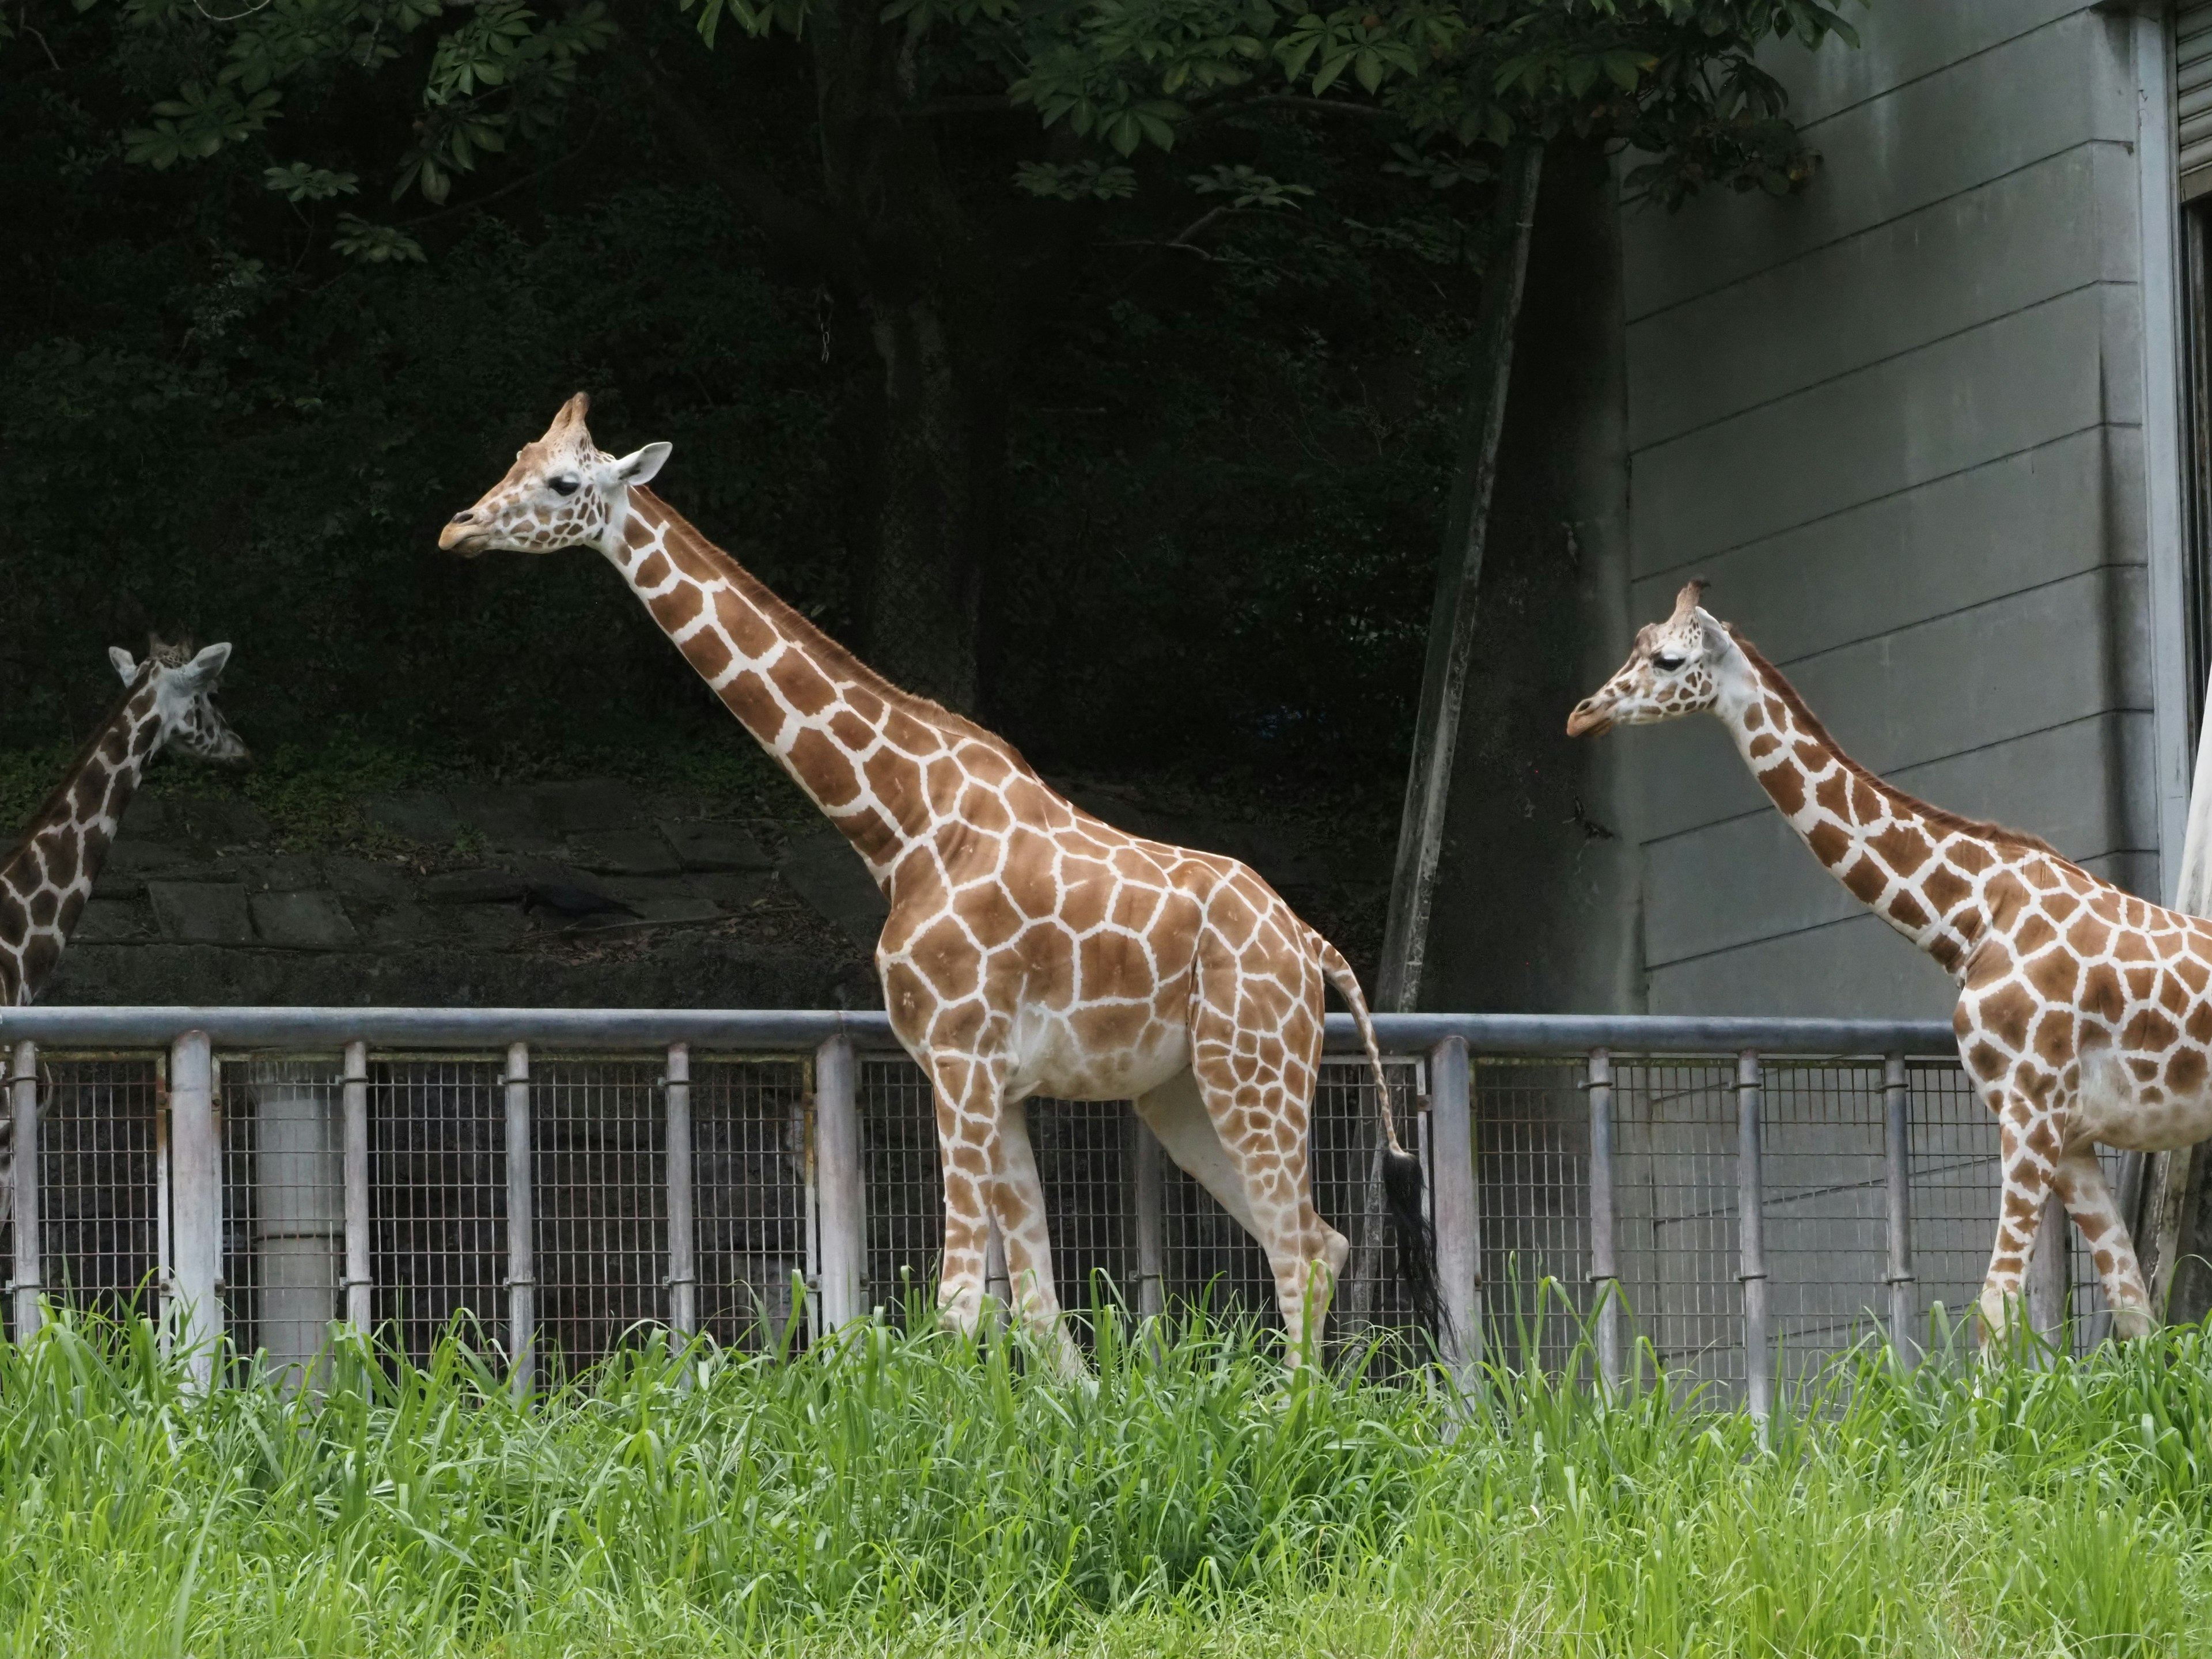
[809, 2, 1011, 714]
[1376, 143, 1544, 1013]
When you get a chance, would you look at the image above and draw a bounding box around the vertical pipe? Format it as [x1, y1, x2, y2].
[1737, 1050, 1771, 1431]
[1132, 1113, 1164, 1321]
[342, 1041, 370, 1334]
[796, 1083, 819, 1344]
[664, 1043, 697, 1342]
[255, 1069, 343, 1393]
[170, 1031, 219, 1391]
[2027, 1188, 2070, 1357]
[1586, 1048, 1620, 1393]
[812, 1035, 863, 1331]
[504, 1042, 535, 1400]
[155, 1063, 172, 1349]
[10, 1041, 40, 1342]
[1881, 1053, 1916, 1363]
[1427, 1036, 1480, 1375]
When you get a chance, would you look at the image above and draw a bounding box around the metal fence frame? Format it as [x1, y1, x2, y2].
[2, 1006, 2056, 1410]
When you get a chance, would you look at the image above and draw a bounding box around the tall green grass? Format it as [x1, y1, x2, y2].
[1, 1302, 2208, 1656]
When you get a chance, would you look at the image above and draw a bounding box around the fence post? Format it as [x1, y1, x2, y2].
[170, 1031, 219, 1391]
[664, 1044, 697, 1344]
[1132, 1115, 1164, 1320]
[1736, 1050, 1771, 1431]
[342, 1042, 371, 1334]
[10, 1041, 40, 1341]
[1586, 1047, 1621, 1393]
[503, 1043, 535, 1399]
[1881, 1053, 1916, 1363]
[1426, 1036, 1480, 1375]
[813, 1035, 863, 1331]
[2027, 1189, 2070, 1357]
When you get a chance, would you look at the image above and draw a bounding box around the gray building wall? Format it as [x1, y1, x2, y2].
[1613, 3, 2187, 1018]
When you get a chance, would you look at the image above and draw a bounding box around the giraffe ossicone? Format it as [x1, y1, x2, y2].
[1571, 581, 2209, 1344]
[441, 393, 1441, 1368]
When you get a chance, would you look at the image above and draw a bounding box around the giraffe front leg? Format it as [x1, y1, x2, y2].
[990, 1102, 1086, 1379]
[1978, 1093, 2062, 1349]
[928, 1055, 1002, 1340]
[2051, 1143, 2154, 1342]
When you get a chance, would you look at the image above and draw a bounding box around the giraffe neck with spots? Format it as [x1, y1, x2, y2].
[0, 679, 161, 1005]
[607, 488, 1001, 881]
[1719, 632, 2046, 978]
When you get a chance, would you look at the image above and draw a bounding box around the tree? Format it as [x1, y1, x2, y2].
[53, 0, 1853, 717]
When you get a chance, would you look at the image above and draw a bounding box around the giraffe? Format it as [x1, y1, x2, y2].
[439, 393, 1438, 1368]
[1566, 581, 2212, 1343]
[0, 638, 248, 1232]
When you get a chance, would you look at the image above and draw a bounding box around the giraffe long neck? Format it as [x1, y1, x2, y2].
[1719, 637, 2042, 978]
[0, 684, 160, 1005]
[607, 488, 990, 881]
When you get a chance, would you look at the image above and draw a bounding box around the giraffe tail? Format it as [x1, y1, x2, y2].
[1316, 938, 1444, 1345]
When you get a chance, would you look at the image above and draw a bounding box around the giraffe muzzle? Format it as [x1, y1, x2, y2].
[1565, 699, 1613, 739]
[439, 514, 491, 557]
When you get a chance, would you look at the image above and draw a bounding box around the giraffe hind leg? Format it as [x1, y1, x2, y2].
[2050, 1143, 2154, 1341]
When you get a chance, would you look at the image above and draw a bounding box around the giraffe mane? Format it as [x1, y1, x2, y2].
[632, 487, 1032, 766]
[1724, 625, 2062, 858]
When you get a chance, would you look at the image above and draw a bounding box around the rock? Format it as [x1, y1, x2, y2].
[529, 779, 640, 834]
[105, 838, 191, 876]
[778, 831, 888, 950]
[692, 870, 773, 908]
[148, 881, 253, 944]
[324, 857, 412, 903]
[363, 791, 460, 845]
[661, 820, 775, 872]
[566, 829, 681, 877]
[75, 898, 150, 942]
[249, 891, 361, 949]
[422, 869, 527, 904]
[165, 794, 275, 847]
[235, 854, 323, 893]
[446, 787, 551, 849]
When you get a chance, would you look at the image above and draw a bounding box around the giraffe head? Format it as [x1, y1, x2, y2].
[1566, 580, 1743, 738]
[437, 392, 672, 558]
[105, 637, 249, 766]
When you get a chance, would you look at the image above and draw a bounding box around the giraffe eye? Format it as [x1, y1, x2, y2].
[550, 475, 581, 497]
[1653, 653, 1685, 672]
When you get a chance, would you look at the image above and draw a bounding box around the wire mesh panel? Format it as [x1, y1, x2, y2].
[219, 1057, 344, 1377]
[1760, 1062, 1888, 1383]
[1613, 1060, 1743, 1399]
[533, 1060, 666, 1376]
[1474, 1059, 1590, 1371]
[694, 1058, 810, 1351]
[370, 1059, 506, 1365]
[860, 1058, 941, 1319]
[36, 1056, 163, 1325]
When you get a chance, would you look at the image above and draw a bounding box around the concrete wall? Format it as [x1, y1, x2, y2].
[1613, 3, 2178, 1017]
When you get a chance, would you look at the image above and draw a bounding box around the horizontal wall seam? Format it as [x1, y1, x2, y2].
[1623, 138, 2129, 328]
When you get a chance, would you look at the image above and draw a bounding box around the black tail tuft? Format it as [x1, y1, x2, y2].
[1380, 1144, 1445, 1349]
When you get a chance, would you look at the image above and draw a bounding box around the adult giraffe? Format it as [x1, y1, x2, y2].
[0, 639, 248, 1229]
[1568, 581, 2209, 1342]
[440, 394, 1435, 1368]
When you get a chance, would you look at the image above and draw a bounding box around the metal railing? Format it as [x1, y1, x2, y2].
[0, 1007, 2104, 1412]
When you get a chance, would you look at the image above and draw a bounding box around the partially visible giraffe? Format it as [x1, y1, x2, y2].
[440, 394, 1437, 1367]
[0, 639, 248, 1230]
[1567, 581, 2212, 1342]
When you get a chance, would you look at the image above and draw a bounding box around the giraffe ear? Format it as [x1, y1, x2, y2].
[108, 647, 138, 684]
[611, 442, 671, 487]
[176, 642, 232, 692]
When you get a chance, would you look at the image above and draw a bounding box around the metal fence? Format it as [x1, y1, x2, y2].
[0, 1007, 2114, 1414]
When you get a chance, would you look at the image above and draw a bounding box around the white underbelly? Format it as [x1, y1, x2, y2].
[2073, 1050, 2212, 1152]
[1005, 1005, 1190, 1103]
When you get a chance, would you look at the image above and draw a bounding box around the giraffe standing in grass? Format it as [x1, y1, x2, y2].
[0, 639, 248, 1229]
[440, 394, 1437, 1368]
[1569, 581, 2212, 1341]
